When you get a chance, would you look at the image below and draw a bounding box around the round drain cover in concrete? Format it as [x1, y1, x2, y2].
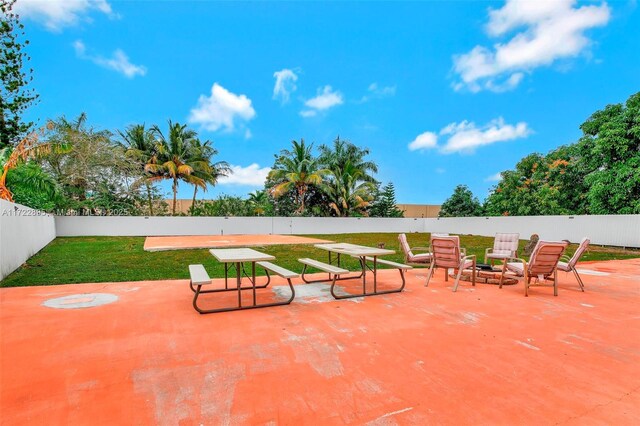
[43, 293, 118, 309]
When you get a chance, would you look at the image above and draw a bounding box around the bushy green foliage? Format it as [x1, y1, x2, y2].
[190, 195, 252, 217]
[439, 184, 483, 217]
[484, 91, 640, 216]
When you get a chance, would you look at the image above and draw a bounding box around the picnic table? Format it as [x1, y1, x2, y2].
[189, 248, 296, 314]
[301, 243, 411, 299]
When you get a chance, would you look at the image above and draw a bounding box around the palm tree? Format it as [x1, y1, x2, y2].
[318, 137, 378, 183]
[322, 161, 376, 217]
[268, 139, 328, 214]
[188, 138, 230, 214]
[247, 189, 268, 216]
[147, 121, 208, 215]
[318, 137, 378, 216]
[117, 124, 158, 215]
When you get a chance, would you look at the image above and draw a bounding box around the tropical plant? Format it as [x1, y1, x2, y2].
[268, 139, 328, 214]
[147, 121, 208, 215]
[0, 123, 60, 203]
[118, 124, 159, 215]
[40, 113, 143, 214]
[1, 146, 59, 210]
[247, 189, 271, 216]
[188, 138, 230, 213]
[318, 137, 378, 184]
[321, 161, 376, 216]
[0, 0, 38, 148]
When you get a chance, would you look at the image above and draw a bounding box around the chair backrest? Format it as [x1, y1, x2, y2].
[398, 233, 413, 258]
[431, 235, 462, 268]
[493, 233, 520, 255]
[528, 241, 568, 277]
[567, 237, 590, 268]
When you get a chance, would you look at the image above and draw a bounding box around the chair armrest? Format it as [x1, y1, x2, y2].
[461, 247, 467, 256]
[485, 248, 493, 255]
[500, 257, 528, 277]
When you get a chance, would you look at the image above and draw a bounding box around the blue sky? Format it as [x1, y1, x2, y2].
[16, 0, 640, 203]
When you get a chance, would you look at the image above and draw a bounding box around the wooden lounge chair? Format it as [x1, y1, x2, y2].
[484, 233, 520, 265]
[499, 241, 568, 296]
[398, 233, 433, 267]
[425, 235, 476, 292]
[556, 237, 590, 291]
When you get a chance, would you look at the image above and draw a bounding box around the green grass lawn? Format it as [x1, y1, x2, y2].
[3, 233, 638, 287]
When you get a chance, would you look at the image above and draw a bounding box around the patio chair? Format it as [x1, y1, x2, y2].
[484, 233, 520, 265]
[556, 237, 590, 291]
[499, 241, 568, 297]
[425, 235, 476, 292]
[398, 233, 433, 267]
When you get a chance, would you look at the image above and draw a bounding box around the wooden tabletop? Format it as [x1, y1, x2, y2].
[209, 248, 275, 263]
[314, 243, 395, 257]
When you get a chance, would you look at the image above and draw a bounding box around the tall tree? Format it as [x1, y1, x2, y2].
[188, 138, 230, 214]
[439, 184, 483, 217]
[322, 161, 376, 217]
[578, 92, 640, 214]
[118, 124, 159, 215]
[318, 137, 378, 183]
[41, 113, 143, 213]
[148, 121, 208, 215]
[0, 0, 38, 148]
[369, 182, 404, 217]
[268, 139, 327, 214]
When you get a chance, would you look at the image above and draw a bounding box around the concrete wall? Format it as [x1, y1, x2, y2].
[397, 204, 441, 218]
[0, 200, 56, 280]
[54, 214, 640, 248]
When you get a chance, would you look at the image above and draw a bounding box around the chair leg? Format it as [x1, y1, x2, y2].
[524, 271, 529, 297]
[553, 269, 558, 296]
[444, 268, 448, 282]
[499, 262, 507, 289]
[453, 267, 463, 292]
[572, 267, 585, 292]
[472, 258, 476, 287]
[425, 264, 435, 287]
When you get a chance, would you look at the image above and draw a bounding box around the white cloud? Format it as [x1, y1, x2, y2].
[244, 129, 252, 140]
[73, 40, 146, 78]
[218, 164, 271, 187]
[440, 118, 531, 154]
[485, 172, 503, 182]
[301, 85, 343, 117]
[409, 118, 531, 154]
[273, 68, 298, 103]
[15, 0, 115, 31]
[408, 131, 438, 151]
[189, 83, 256, 132]
[360, 83, 397, 102]
[452, 0, 610, 92]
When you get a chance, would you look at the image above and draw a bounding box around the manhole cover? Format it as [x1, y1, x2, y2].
[43, 293, 118, 309]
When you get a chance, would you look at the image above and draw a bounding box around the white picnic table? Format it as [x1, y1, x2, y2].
[306, 243, 408, 298]
[209, 248, 275, 309]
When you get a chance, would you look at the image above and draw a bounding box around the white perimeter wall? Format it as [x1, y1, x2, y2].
[55, 214, 640, 248]
[0, 200, 56, 280]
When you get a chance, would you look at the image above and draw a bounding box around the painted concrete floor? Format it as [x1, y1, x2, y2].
[143, 234, 332, 251]
[1, 259, 639, 425]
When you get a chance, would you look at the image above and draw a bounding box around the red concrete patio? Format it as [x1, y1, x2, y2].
[1, 258, 639, 425]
